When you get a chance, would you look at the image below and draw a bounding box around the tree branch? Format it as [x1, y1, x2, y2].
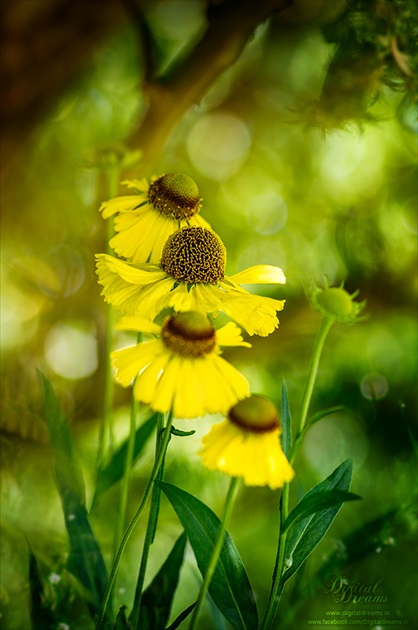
[128, 0, 292, 170]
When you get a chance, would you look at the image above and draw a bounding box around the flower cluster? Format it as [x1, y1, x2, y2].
[97, 173, 293, 489]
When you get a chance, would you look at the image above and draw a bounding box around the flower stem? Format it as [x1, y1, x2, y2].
[96, 168, 119, 470]
[261, 316, 334, 630]
[95, 410, 174, 630]
[112, 390, 139, 559]
[130, 412, 166, 630]
[188, 476, 240, 630]
[298, 317, 333, 436]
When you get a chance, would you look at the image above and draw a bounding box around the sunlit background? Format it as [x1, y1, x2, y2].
[1, 1, 417, 629]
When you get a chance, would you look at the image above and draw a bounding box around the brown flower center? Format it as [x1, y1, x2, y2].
[228, 395, 280, 433]
[161, 311, 216, 357]
[160, 227, 226, 284]
[148, 173, 201, 220]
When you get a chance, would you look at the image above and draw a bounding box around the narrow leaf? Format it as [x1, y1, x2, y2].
[170, 427, 196, 437]
[114, 606, 129, 629]
[281, 379, 292, 457]
[28, 550, 56, 630]
[283, 459, 353, 583]
[39, 372, 109, 617]
[283, 489, 361, 533]
[165, 602, 196, 630]
[136, 532, 187, 630]
[159, 482, 258, 630]
[93, 413, 158, 503]
[303, 406, 344, 435]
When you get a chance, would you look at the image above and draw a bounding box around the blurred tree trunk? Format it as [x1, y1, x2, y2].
[0, 0, 126, 176]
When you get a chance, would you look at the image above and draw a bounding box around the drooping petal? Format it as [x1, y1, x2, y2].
[199, 421, 294, 489]
[218, 283, 285, 336]
[114, 316, 161, 335]
[216, 322, 251, 348]
[111, 341, 160, 386]
[228, 265, 286, 286]
[100, 195, 146, 219]
[121, 178, 149, 193]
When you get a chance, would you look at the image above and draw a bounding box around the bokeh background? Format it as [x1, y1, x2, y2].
[1, 1, 417, 629]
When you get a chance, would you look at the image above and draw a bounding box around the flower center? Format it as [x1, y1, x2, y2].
[160, 227, 226, 284]
[161, 311, 216, 358]
[228, 395, 280, 433]
[317, 287, 354, 317]
[148, 173, 201, 220]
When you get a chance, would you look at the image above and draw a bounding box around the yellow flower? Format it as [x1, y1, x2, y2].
[100, 173, 210, 263]
[199, 395, 295, 489]
[96, 226, 286, 337]
[111, 311, 251, 418]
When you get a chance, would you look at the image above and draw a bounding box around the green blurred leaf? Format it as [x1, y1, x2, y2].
[93, 413, 158, 504]
[165, 602, 196, 630]
[283, 489, 361, 533]
[281, 379, 292, 457]
[114, 605, 129, 629]
[135, 532, 187, 630]
[159, 482, 258, 630]
[283, 459, 353, 583]
[28, 550, 56, 630]
[39, 372, 109, 619]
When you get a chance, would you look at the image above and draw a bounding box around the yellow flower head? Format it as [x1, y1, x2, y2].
[96, 226, 286, 337]
[99, 174, 210, 264]
[111, 311, 251, 418]
[199, 395, 295, 489]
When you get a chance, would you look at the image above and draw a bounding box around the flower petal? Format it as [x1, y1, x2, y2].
[114, 316, 161, 335]
[218, 284, 285, 336]
[228, 265, 286, 286]
[100, 195, 145, 219]
[216, 322, 251, 348]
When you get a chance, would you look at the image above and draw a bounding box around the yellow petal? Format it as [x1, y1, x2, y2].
[96, 254, 165, 285]
[227, 265, 286, 285]
[122, 178, 149, 193]
[100, 195, 144, 219]
[218, 285, 285, 336]
[216, 321, 251, 348]
[111, 341, 160, 386]
[115, 317, 161, 335]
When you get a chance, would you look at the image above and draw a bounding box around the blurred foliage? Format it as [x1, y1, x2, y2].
[1, 1, 417, 629]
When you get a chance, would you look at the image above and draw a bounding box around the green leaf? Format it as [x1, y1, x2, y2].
[93, 413, 158, 504]
[135, 532, 187, 630]
[170, 426, 196, 437]
[283, 459, 354, 583]
[28, 549, 56, 630]
[303, 406, 344, 435]
[283, 489, 361, 533]
[159, 482, 258, 630]
[114, 606, 129, 629]
[281, 379, 292, 457]
[165, 602, 196, 630]
[39, 372, 109, 618]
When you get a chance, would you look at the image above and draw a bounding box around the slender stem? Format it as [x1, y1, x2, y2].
[130, 412, 165, 630]
[95, 411, 174, 630]
[96, 168, 119, 470]
[298, 317, 333, 435]
[189, 477, 240, 630]
[112, 392, 139, 558]
[261, 316, 334, 630]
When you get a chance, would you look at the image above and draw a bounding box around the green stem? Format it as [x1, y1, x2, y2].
[298, 317, 333, 436]
[112, 392, 139, 559]
[260, 316, 334, 630]
[95, 411, 174, 630]
[189, 477, 240, 630]
[96, 168, 119, 470]
[130, 413, 166, 630]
